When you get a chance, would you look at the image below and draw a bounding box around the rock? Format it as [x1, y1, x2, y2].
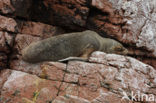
[91, 0, 114, 16]
[0, 70, 61, 103]
[111, 0, 156, 57]
[13, 34, 41, 55]
[0, 0, 15, 14]
[0, 0, 33, 18]
[9, 34, 41, 67]
[127, 47, 156, 69]
[0, 15, 65, 69]
[0, 0, 156, 102]
[10, 60, 78, 83]
[0, 31, 14, 69]
[53, 95, 90, 103]
[2, 51, 156, 102]
[18, 21, 65, 38]
[138, 58, 156, 69]
[0, 31, 14, 53]
[0, 69, 11, 90]
[11, 0, 33, 18]
[10, 60, 43, 75]
[0, 53, 7, 69]
[10, 60, 67, 81]
[88, 0, 156, 58]
[0, 15, 18, 32]
[87, 0, 124, 39]
[42, 0, 90, 30]
[0, 0, 90, 30]
[0, 14, 65, 38]
[91, 92, 131, 103]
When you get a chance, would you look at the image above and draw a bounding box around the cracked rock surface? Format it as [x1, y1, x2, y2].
[1, 51, 156, 103]
[0, 0, 156, 103]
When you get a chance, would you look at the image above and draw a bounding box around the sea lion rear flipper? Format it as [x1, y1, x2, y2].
[58, 57, 88, 62]
[59, 46, 95, 62]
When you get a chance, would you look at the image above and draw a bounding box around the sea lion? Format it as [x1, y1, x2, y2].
[22, 30, 128, 63]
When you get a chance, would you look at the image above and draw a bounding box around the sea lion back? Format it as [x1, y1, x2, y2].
[22, 30, 100, 63]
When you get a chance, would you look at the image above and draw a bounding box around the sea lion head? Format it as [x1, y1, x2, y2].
[108, 40, 128, 55]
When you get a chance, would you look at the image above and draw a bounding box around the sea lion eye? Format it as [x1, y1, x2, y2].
[115, 46, 123, 51]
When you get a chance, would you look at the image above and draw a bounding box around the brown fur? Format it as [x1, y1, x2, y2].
[22, 30, 128, 63]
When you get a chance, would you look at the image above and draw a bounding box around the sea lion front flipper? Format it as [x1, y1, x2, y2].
[59, 45, 95, 62]
[80, 47, 95, 59]
[58, 57, 88, 62]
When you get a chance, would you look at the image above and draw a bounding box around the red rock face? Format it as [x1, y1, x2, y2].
[42, 0, 90, 30]
[0, 15, 64, 69]
[0, 0, 15, 14]
[0, 32, 13, 53]
[1, 52, 156, 102]
[0, 53, 7, 68]
[0, 15, 18, 32]
[87, 0, 125, 39]
[18, 21, 65, 38]
[0, 0, 156, 102]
